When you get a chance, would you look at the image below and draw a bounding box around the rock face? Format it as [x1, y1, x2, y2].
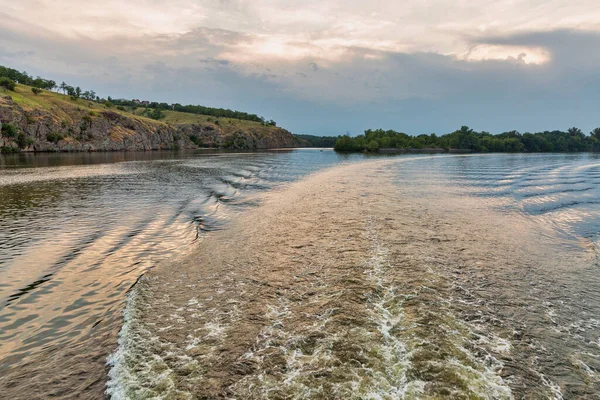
[176, 123, 300, 150]
[0, 95, 300, 152]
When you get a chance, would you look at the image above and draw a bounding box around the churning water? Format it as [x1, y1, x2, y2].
[1, 151, 599, 399]
[0, 149, 363, 398]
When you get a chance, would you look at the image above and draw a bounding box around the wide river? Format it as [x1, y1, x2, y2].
[0, 150, 599, 399]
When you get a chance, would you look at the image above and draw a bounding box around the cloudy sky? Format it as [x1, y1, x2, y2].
[1, 1, 600, 135]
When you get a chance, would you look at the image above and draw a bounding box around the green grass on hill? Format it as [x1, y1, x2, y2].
[136, 108, 270, 129]
[1, 84, 166, 126]
[1, 85, 284, 136]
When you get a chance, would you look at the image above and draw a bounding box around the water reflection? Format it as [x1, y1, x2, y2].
[0, 149, 363, 372]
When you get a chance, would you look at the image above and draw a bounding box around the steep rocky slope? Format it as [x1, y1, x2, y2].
[0, 86, 300, 152]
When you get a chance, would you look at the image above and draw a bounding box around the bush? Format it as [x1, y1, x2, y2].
[16, 133, 33, 149]
[0, 77, 16, 91]
[0, 145, 19, 154]
[31, 87, 42, 95]
[46, 132, 64, 143]
[149, 107, 164, 120]
[1, 122, 18, 138]
[188, 134, 204, 147]
[104, 101, 114, 108]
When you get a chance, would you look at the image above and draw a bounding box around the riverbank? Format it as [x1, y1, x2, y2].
[107, 156, 597, 398]
[0, 86, 300, 153]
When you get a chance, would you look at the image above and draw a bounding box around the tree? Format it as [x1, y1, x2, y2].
[59, 81, 68, 94]
[0, 77, 16, 91]
[1, 122, 18, 137]
[592, 128, 600, 140]
[149, 107, 164, 120]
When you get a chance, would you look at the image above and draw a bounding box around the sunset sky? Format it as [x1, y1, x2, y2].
[1, 0, 600, 134]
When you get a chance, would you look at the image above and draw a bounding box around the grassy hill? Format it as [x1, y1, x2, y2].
[0, 85, 300, 153]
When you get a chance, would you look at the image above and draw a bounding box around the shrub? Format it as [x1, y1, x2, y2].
[188, 134, 203, 147]
[1, 122, 18, 138]
[104, 101, 114, 108]
[0, 77, 16, 91]
[0, 145, 19, 154]
[47, 132, 63, 143]
[31, 87, 42, 95]
[149, 107, 164, 120]
[16, 133, 33, 149]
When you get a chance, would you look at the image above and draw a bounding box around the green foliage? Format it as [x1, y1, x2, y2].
[149, 107, 164, 120]
[335, 126, 600, 153]
[0, 66, 55, 90]
[188, 134, 206, 147]
[0, 77, 16, 91]
[295, 134, 339, 147]
[31, 87, 42, 95]
[334, 135, 364, 151]
[16, 133, 33, 149]
[0, 145, 19, 154]
[109, 98, 271, 124]
[1, 123, 18, 138]
[1, 64, 274, 127]
[223, 132, 249, 149]
[46, 132, 64, 143]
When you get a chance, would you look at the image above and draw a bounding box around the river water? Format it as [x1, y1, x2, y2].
[1, 151, 599, 399]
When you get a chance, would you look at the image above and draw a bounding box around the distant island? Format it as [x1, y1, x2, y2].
[0, 65, 299, 153]
[334, 126, 600, 153]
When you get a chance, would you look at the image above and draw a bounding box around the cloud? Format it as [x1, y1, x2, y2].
[0, 2, 599, 135]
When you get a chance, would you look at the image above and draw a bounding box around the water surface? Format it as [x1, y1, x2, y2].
[1, 152, 599, 399]
[0, 149, 364, 398]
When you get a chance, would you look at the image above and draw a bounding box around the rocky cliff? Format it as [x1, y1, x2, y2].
[0, 87, 300, 152]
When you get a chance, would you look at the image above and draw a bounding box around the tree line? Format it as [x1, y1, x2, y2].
[0, 65, 276, 124]
[108, 98, 276, 125]
[334, 126, 600, 153]
[295, 134, 338, 147]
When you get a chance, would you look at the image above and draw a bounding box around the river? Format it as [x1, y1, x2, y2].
[1, 151, 599, 399]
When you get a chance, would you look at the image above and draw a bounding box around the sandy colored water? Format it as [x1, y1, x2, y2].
[108, 157, 598, 399]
